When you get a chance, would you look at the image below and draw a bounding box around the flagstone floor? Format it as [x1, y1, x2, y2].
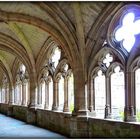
[0, 114, 66, 138]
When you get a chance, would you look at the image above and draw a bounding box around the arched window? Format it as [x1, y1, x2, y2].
[68, 72, 74, 112]
[94, 70, 106, 118]
[41, 80, 45, 108]
[51, 47, 61, 68]
[15, 74, 22, 105]
[111, 65, 124, 120]
[38, 79, 45, 108]
[40, 44, 74, 113]
[49, 77, 53, 109]
[14, 64, 29, 106]
[58, 75, 64, 111]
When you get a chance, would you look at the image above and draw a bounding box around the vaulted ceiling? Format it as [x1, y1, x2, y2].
[0, 2, 123, 83]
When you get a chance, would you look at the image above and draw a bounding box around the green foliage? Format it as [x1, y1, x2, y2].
[70, 104, 74, 112]
[136, 111, 140, 122]
[119, 111, 124, 120]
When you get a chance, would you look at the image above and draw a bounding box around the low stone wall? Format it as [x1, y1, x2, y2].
[0, 103, 9, 115]
[12, 105, 28, 122]
[88, 117, 140, 138]
[1, 105, 140, 138]
[36, 109, 71, 137]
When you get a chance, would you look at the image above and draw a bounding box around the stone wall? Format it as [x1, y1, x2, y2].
[0, 103, 8, 115]
[36, 109, 71, 137]
[1, 104, 140, 138]
[88, 117, 140, 138]
[12, 105, 28, 122]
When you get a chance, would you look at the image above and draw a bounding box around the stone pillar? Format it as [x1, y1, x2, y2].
[27, 73, 37, 124]
[105, 76, 111, 119]
[7, 85, 14, 116]
[6, 84, 9, 104]
[19, 83, 22, 105]
[88, 78, 96, 117]
[124, 71, 136, 122]
[5, 85, 7, 103]
[72, 68, 88, 116]
[14, 84, 17, 104]
[8, 85, 14, 105]
[28, 78, 37, 108]
[44, 81, 49, 109]
[63, 77, 70, 112]
[37, 83, 42, 108]
[21, 80, 27, 106]
[89, 78, 94, 112]
[52, 81, 59, 111]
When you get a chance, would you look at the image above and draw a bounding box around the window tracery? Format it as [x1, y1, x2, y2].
[38, 44, 74, 113]
[14, 64, 29, 106]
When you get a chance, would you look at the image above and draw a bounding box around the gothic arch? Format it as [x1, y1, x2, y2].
[0, 10, 80, 67]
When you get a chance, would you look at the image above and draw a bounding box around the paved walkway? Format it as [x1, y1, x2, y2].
[0, 114, 66, 138]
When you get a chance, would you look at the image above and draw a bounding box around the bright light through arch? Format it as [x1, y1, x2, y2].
[114, 12, 140, 52]
[51, 47, 61, 68]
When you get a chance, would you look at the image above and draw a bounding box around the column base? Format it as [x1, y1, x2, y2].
[104, 104, 112, 119]
[52, 106, 59, 111]
[44, 104, 49, 110]
[89, 106, 94, 112]
[63, 107, 70, 112]
[124, 106, 136, 122]
[72, 109, 89, 117]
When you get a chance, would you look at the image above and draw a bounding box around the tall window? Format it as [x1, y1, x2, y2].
[68, 73, 74, 112]
[58, 75, 64, 111]
[15, 75, 22, 105]
[94, 70, 106, 118]
[14, 64, 29, 106]
[49, 78, 53, 109]
[111, 66, 124, 120]
[41, 80, 45, 108]
[51, 47, 61, 68]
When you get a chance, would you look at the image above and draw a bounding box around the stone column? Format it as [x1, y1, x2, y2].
[63, 76, 70, 112]
[5, 85, 7, 103]
[7, 84, 14, 116]
[28, 73, 37, 108]
[52, 81, 59, 111]
[105, 76, 111, 119]
[14, 84, 17, 104]
[38, 83, 42, 107]
[27, 73, 37, 124]
[44, 80, 49, 109]
[89, 78, 94, 112]
[21, 80, 27, 106]
[8, 84, 14, 105]
[6, 84, 9, 104]
[72, 69, 88, 116]
[88, 78, 96, 117]
[124, 71, 136, 122]
[19, 83, 22, 105]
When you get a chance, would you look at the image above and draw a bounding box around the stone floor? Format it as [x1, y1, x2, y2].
[0, 114, 66, 138]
